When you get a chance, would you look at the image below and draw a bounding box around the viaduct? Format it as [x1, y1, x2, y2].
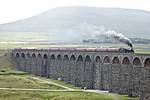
[12, 48, 150, 100]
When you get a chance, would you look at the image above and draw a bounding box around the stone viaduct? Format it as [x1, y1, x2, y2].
[12, 48, 150, 100]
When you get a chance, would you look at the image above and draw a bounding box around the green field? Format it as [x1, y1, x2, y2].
[0, 90, 138, 100]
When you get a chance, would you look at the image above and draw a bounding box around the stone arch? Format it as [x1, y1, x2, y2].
[111, 57, 121, 92]
[85, 55, 91, 62]
[20, 53, 26, 71]
[62, 55, 70, 82]
[43, 54, 48, 77]
[121, 57, 132, 94]
[26, 53, 31, 72]
[133, 57, 142, 66]
[93, 56, 102, 89]
[70, 55, 76, 84]
[132, 57, 143, 96]
[112, 57, 120, 64]
[21, 53, 25, 58]
[103, 56, 110, 64]
[57, 55, 62, 60]
[144, 58, 150, 67]
[37, 54, 42, 58]
[30, 53, 36, 74]
[63, 55, 69, 61]
[15, 53, 20, 69]
[76, 55, 84, 87]
[50, 54, 55, 60]
[49, 54, 56, 79]
[43, 54, 48, 59]
[16, 53, 20, 58]
[56, 54, 62, 78]
[95, 56, 102, 63]
[77, 55, 83, 62]
[122, 57, 130, 65]
[36, 53, 42, 76]
[84, 55, 93, 88]
[31, 53, 36, 58]
[70, 55, 76, 61]
[26, 53, 30, 58]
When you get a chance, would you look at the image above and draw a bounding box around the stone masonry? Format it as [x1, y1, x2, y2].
[12, 48, 150, 100]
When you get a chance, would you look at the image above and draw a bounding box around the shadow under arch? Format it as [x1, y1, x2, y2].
[77, 55, 83, 62]
[133, 57, 142, 66]
[57, 54, 62, 60]
[70, 55, 76, 61]
[31, 53, 36, 58]
[30, 53, 36, 74]
[85, 55, 92, 62]
[35, 53, 42, 76]
[16, 53, 20, 58]
[37, 54, 42, 58]
[21, 53, 25, 58]
[42, 54, 48, 77]
[26, 53, 30, 58]
[69, 55, 76, 84]
[112, 57, 120, 64]
[63, 55, 69, 61]
[95, 56, 102, 63]
[75, 55, 84, 87]
[144, 58, 150, 67]
[122, 57, 131, 65]
[43, 54, 48, 59]
[50, 54, 55, 60]
[103, 56, 110, 64]
[26, 53, 31, 73]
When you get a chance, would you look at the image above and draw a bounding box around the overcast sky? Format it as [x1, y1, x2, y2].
[0, 0, 150, 24]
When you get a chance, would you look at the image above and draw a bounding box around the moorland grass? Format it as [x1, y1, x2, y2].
[0, 90, 138, 100]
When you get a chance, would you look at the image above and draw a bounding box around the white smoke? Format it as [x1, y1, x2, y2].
[100, 30, 133, 48]
[81, 25, 133, 48]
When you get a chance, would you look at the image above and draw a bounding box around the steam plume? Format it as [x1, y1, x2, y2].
[96, 30, 133, 48]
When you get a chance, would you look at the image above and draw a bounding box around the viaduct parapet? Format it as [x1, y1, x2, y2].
[12, 48, 150, 100]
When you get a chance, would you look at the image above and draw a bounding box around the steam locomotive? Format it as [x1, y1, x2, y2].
[118, 48, 134, 53]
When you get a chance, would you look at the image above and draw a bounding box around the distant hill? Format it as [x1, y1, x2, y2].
[0, 6, 150, 42]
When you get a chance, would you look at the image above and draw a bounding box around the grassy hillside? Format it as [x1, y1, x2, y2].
[0, 7, 150, 41]
[0, 50, 13, 70]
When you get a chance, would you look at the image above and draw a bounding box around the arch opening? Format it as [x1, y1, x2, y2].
[26, 53, 30, 58]
[133, 57, 142, 66]
[95, 56, 102, 63]
[16, 53, 20, 58]
[113, 57, 120, 64]
[37, 54, 42, 58]
[31, 53, 36, 58]
[103, 56, 110, 64]
[70, 55, 76, 61]
[85, 55, 91, 62]
[63, 55, 69, 61]
[50, 54, 55, 60]
[77, 55, 83, 62]
[57, 55, 62, 60]
[43, 54, 48, 59]
[144, 58, 150, 68]
[21, 53, 25, 58]
[122, 57, 130, 65]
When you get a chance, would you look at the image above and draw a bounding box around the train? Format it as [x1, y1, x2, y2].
[14, 47, 134, 53]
